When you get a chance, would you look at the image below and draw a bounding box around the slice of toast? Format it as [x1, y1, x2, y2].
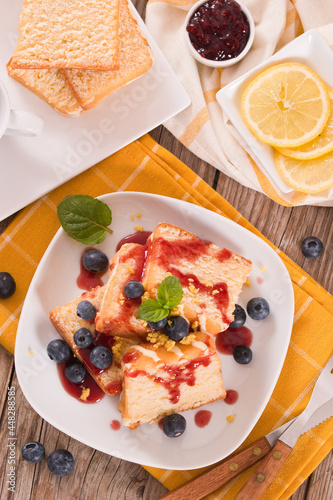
[119, 331, 226, 429]
[7, 60, 83, 116]
[50, 285, 136, 396]
[62, 0, 153, 110]
[11, 0, 120, 70]
[142, 223, 252, 335]
[95, 243, 151, 340]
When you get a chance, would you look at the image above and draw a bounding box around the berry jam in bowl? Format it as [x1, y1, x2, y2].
[184, 0, 255, 68]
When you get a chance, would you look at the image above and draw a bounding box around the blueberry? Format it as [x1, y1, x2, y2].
[47, 449, 75, 477]
[73, 328, 94, 349]
[148, 317, 168, 330]
[233, 345, 252, 364]
[83, 250, 109, 273]
[301, 236, 323, 259]
[65, 362, 86, 383]
[0, 272, 16, 299]
[164, 316, 189, 342]
[229, 304, 246, 328]
[163, 413, 186, 438]
[247, 297, 270, 320]
[76, 300, 96, 320]
[90, 346, 112, 369]
[22, 441, 45, 463]
[124, 280, 144, 298]
[47, 339, 71, 363]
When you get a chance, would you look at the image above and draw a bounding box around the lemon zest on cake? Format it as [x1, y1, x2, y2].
[212, 289, 219, 295]
[119, 293, 125, 305]
[189, 284, 199, 294]
[188, 278, 194, 282]
[142, 291, 150, 301]
[112, 339, 123, 358]
[204, 280, 213, 287]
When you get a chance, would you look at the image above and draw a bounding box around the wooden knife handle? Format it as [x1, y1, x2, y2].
[235, 440, 292, 500]
[158, 437, 272, 500]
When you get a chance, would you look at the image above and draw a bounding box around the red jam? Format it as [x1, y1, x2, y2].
[57, 354, 105, 404]
[116, 231, 152, 251]
[224, 389, 239, 404]
[77, 247, 108, 291]
[215, 325, 253, 354]
[186, 0, 250, 61]
[195, 410, 212, 427]
[110, 420, 121, 430]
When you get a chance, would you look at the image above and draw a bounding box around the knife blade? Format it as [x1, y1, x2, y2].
[236, 355, 333, 499]
[158, 354, 333, 500]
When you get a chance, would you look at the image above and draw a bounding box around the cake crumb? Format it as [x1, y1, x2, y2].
[204, 280, 213, 287]
[146, 331, 175, 351]
[80, 387, 90, 401]
[212, 289, 219, 295]
[142, 291, 150, 301]
[29, 350, 34, 355]
[226, 415, 235, 423]
[180, 333, 196, 345]
[112, 339, 123, 359]
[119, 293, 125, 305]
[136, 212, 141, 218]
[189, 284, 199, 294]
[191, 321, 199, 331]
[260, 267, 267, 272]
[130, 215, 134, 221]
[188, 278, 194, 283]
[134, 226, 143, 232]
[126, 265, 135, 275]
[245, 278, 251, 287]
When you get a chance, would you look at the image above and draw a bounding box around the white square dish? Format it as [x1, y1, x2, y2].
[216, 29, 333, 193]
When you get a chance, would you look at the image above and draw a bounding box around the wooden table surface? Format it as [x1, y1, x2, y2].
[1, 2, 332, 498]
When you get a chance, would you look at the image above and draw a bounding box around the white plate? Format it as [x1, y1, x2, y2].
[0, 0, 190, 221]
[216, 29, 333, 193]
[15, 192, 294, 470]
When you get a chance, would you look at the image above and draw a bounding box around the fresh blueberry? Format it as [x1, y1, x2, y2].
[148, 317, 168, 330]
[0, 272, 16, 299]
[47, 339, 71, 363]
[83, 250, 109, 273]
[124, 280, 144, 298]
[65, 362, 86, 383]
[163, 413, 186, 438]
[47, 449, 75, 477]
[229, 304, 246, 328]
[247, 297, 270, 320]
[76, 300, 96, 320]
[90, 346, 112, 369]
[233, 345, 252, 364]
[301, 236, 323, 259]
[73, 328, 94, 349]
[22, 441, 45, 463]
[164, 316, 189, 342]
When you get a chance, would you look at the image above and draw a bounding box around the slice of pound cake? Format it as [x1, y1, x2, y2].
[50, 285, 135, 396]
[95, 243, 151, 340]
[119, 331, 226, 429]
[142, 223, 252, 335]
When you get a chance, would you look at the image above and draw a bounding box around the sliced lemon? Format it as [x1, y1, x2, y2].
[274, 149, 333, 193]
[241, 63, 330, 148]
[277, 89, 333, 159]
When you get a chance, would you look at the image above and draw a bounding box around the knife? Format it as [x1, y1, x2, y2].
[159, 354, 333, 500]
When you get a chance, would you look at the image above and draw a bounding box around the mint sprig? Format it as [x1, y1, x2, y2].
[137, 276, 183, 323]
[57, 195, 113, 245]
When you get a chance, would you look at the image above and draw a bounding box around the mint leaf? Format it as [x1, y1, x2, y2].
[137, 299, 169, 323]
[158, 276, 183, 309]
[57, 195, 113, 245]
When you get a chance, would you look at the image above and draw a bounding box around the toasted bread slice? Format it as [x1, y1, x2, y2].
[142, 223, 252, 335]
[95, 243, 151, 340]
[11, 0, 120, 70]
[62, 0, 153, 110]
[7, 60, 83, 116]
[50, 285, 136, 396]
[119, 331, 225, 429]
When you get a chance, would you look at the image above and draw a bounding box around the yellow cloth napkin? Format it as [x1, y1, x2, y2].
[0, 134, 332, 499]
[145, 0, 333, 207]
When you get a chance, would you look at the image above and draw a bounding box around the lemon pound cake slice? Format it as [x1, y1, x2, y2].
[11, 0, 120, 70]
[119, 332, 225, 429]
[143, 223, 252, 335]
[95, 243, 151, 340]
[50, 285, 135, 396]
[63, 0, 153, 110]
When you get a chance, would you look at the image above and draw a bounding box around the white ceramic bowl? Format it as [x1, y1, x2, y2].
[184, 0, 255, 68]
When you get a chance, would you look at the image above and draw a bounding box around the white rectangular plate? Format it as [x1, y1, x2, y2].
[0, 1, 190, 220]
[216, 30, 333, 193]
[15, 193, 294, 470]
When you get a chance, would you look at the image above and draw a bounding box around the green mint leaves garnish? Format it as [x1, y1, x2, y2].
[137, 276, 183, 323]
[57, 195, 113, 245]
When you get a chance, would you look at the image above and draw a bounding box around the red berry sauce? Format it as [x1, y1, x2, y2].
[224, 389, 239, 404]
[116, 231, 152, 251]
[195, 410, 212, 427]
[186, 0, 250, 61]
[77, 247, 108, 291]
[215, 325, 252, 355]
[110, 420, 121, 430]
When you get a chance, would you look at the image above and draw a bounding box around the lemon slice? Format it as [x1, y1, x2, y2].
[241, 63, 330, 148]
[277, 89, 333, 159]
[274, 149, 333, 193]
